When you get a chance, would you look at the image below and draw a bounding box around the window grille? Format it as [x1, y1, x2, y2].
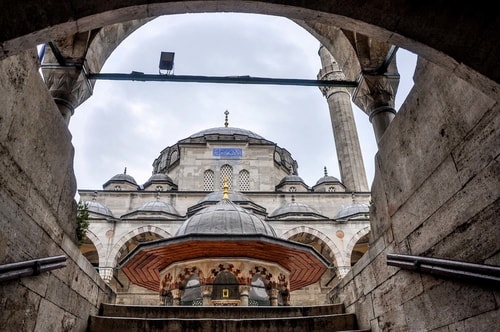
[289, 186, 296, 192]
[220, 165, 233, 190]
[203, 170, 215, 191]
[239, 170, 250, 191]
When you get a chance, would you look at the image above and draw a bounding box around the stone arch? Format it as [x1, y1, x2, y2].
[80, 229, 106, 267]
[1, 2, 495, 96]
[281, 226, 341, 268]
[109, 225, 171, 266]
[345, 226, 370, 266]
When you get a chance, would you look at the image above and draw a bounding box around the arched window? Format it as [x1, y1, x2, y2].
[203, 170, 215, 191]
[328, 186, 336, 192]
[289, 186, 296, 192]
[249, 275, 270, 306]
[220, 164, 233, 190]
[239, 169, 250, 191]
[181, 274, 203, 306]
[212, 271, 239, 301]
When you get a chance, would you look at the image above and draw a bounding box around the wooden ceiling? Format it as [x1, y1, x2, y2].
[120, 234, 329, 292]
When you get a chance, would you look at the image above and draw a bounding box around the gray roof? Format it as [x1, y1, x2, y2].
[138, 200, 180, 215]
[85, 200, 114, 217]
[315, 175, 340, 185]
[189, 127, 265, 140]
[176, 199, 276, 237]
[108, 173, 137, 184]
[269, 201, 322, 217]
[277, 175, 306, 186]
[335, 203, 370, 219]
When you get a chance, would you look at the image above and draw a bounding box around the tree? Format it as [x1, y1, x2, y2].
[76, 201, 89, 244]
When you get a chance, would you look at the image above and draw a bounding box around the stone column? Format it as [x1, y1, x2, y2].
[269, 288, 279, 306]
[239, 285, 250, 306]
[171, 289, 181, 306]
[201, 284, 213, 306]
[318, 46, 369, 192]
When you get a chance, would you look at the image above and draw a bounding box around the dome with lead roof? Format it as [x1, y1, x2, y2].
[85, 200, 114, 217]
[335, 203, 370, 220]
[176, 198, 276, 237]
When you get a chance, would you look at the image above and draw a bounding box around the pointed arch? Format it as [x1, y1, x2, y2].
[80, 229, 106, 267]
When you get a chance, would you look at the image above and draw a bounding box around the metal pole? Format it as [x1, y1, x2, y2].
[86, 72, 359, 88]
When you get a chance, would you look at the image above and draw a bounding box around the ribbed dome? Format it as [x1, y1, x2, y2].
[176, 199, 276, 237]
[85, 200, 113, 217]
[269, 201, 321, 217]
[138, 200, 179, 215]
[189, 127, 265, 140]
[335, 203, 370, 219]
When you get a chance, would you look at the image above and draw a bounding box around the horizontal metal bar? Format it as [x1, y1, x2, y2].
[0, 255, 67, 282]
[387, 253, 500, 286]
[86, 72, 359, 87]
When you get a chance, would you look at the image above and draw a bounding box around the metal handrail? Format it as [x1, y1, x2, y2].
[0, 255, 67, 282]
[387, 253, 500, 286]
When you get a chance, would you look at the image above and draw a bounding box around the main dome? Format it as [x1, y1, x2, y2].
[188, 127, 265, 140]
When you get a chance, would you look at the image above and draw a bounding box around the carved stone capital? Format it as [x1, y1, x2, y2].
[352, 73, 399, 116]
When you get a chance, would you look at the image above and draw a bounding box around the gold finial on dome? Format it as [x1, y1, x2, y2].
[224, 110, 229, 127]
[223, 176, 229, 199]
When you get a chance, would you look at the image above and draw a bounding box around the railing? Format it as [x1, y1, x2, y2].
[387, 253, 500, 286]
[0, 255, 67, 282]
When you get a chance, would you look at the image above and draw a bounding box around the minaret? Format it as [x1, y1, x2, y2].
[317, 45, 369, 192]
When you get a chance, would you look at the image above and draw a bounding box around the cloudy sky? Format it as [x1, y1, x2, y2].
[69, 13, 416, 197]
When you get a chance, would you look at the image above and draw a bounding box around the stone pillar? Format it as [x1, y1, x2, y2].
[353, 73, 399, 145]
[201, 284, 213, 306]
[318, 46, 369, 192]
[269, 288, 279, 306]
[171, 289, 181, 306]
[239, 285, 250, 306]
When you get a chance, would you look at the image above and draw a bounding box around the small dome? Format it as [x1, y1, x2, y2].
[108, 173, 137, 185]
[85, 200, 114, 217]
[146, 173, 173, 183]
[138, 200, 180, 215]
[315, 166, 340, 185]
[176, 199, 276, 237]
[335, 203, 370, 219]
[269, 201, 321, 217]
[277, 175, 306, 186]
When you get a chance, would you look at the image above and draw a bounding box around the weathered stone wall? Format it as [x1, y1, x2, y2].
[329, 57, 499, 331]
[0, 50, 115, 332]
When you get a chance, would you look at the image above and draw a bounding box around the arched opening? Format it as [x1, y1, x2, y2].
[180, 274, 203, 306]
[79, 236, 99, 268]
[212, 270, 240, 303]
[350, 233, 369, 266]
[249, 274, 270, 306]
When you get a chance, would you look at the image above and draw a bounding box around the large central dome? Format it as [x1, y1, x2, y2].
[188, 126, 265, 140]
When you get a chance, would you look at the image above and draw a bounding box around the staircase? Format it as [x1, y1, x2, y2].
[88, 303, 370, 331]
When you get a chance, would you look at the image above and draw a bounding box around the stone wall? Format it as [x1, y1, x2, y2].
[0, 50, 115, 332]
[328, 57, 499, 331]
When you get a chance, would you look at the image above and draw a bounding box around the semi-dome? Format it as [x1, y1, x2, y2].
[85, 200, 114, 217]
[108, 173, 137, 185]
[335, 203, 370, 220]
[176, 199, 276, 237]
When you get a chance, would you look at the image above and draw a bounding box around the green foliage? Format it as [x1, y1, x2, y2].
[76, 201, 90, 244]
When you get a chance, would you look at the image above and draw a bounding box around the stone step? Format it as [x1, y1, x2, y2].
[88, 313, 366, 332]
[88, 303, 371, 332]
[99, 303, 346, 319]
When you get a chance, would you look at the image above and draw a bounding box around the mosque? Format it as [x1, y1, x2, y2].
[78, 111, 372, 306]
